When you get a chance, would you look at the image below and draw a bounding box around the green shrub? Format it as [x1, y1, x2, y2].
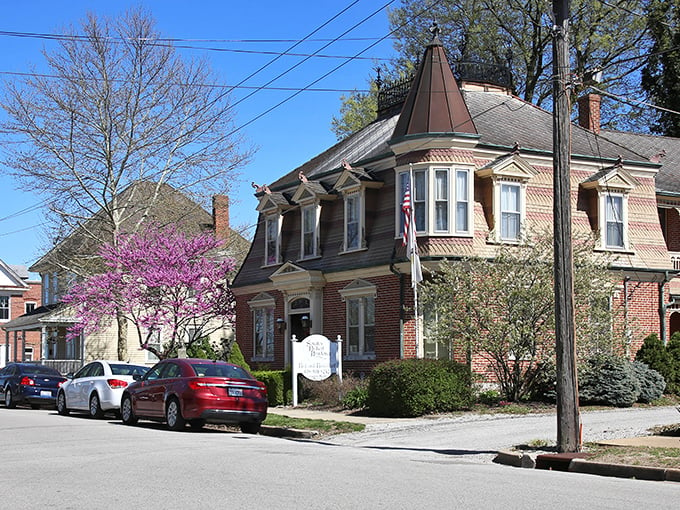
[579, 355, 640, 407]
[251, 368, 292, 407]
[636, 334, 673, 389]
[226, 342, 251, 372]
[477, 389, 501, 406]
[342, 385, 369, 410]
[666, 334, 680, 394]
[528, 360, 557, 403]
[632, 361, 666, 403]
[367, 359, 473, 417]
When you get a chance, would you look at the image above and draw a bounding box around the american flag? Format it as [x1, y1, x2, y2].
[401, 176, 422, 288]
[402, 182, 412, 247]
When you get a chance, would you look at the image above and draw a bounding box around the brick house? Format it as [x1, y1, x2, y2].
[231, 29, 676, 375]
[1, 261, 41, 366]
[2, 182, 249, 373]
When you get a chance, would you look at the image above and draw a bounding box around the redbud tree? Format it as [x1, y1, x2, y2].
[63, 225, 236, 359]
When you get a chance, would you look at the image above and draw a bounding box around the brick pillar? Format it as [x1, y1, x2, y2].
[577, 93, 601, 135]
[212, 195, 230, 242]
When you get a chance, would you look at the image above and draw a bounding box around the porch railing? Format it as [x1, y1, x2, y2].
[33, 359, 83, 375]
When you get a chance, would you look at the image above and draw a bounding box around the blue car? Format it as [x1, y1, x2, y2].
[0, 363, 67, 409]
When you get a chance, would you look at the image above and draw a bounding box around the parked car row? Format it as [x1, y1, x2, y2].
[1, 358, 268, 434]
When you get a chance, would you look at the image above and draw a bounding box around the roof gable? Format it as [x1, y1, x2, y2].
[581, 164, 639, 191]
[0, 260, 29, 290]
[476, 153, 538, 181]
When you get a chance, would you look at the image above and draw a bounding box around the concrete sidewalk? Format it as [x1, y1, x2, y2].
[266, 405, 413, 425]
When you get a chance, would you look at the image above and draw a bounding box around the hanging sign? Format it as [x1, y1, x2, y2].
[291, 334, 343, 406]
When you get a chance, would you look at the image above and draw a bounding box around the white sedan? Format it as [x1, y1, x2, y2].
[56, 360, 149, 418]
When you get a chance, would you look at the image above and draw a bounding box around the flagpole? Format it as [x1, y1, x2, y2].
[409, 164, 420, 358]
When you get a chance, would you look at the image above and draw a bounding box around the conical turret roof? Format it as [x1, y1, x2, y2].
[391, 25, 477, 139]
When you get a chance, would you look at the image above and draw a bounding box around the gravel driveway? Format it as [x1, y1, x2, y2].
[324, 406, 680, 463]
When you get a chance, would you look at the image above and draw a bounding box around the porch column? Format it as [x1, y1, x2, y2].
[4, 329, 9, 365]
[21, 332, 25, 362]
[13, 331, 18, 362]
[41, 326, 48, 360]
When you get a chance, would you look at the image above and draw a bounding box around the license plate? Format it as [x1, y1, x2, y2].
[228, 387, 243, 397]
[40, 390, 52, 397]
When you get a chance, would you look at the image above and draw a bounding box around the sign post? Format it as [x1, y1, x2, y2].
[291, 334, 343, 407]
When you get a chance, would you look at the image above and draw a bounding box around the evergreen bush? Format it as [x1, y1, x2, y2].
[579, 354, 640, 407]
[632, 361, 666, 403]
[367, 359, 473, 417]
[666, 333, 680, 394]
[251, 368, 292, 406]
[635, 333, 673, 388]
[226, 342, 251, 372]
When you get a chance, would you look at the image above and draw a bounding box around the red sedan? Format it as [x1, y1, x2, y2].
[120, 358, 268, 433]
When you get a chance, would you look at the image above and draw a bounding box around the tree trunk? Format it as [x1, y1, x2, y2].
[117, 311, 128, 361]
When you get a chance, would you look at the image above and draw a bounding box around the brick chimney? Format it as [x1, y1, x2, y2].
[577, 93, 601, 135]
[212, 195, 230, 242]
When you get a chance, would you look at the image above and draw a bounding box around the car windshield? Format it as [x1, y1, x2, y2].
[190, 363, 252, 379]
[109, 364, 149, 377]
[22, 365, 61, 376]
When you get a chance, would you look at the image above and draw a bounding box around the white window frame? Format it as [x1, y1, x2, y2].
[422, 307, 452, 360]
[300, 203, 320, 259]
[24, 346, 34, 362]
[339, 280, 377, 360]
[602, 191, 628, 250]
[499, 182, 522, 241]
[490, 179, 526, 243]
[264, 214, 281, 266]
[0, 295, 9, 321]
[252, 307, 275, 361]
[145, 331, 162, 363]
[396, 166, 473, 238]
[343, 191, 364, 252]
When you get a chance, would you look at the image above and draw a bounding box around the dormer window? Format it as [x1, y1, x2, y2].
[256, 190, 293, 268]
[264, 214, 281, 266]
[301, 204, 320, 259]
[476, 153, 537, 244]
[581, 164, 637, 252]
[345, 192, 361, 251]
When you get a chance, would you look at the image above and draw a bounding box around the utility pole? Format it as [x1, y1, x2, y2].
[552, 0, 581, 453]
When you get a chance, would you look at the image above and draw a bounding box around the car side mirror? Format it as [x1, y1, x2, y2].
[65, 373, 74, 379]
[133, 374, 142, 381]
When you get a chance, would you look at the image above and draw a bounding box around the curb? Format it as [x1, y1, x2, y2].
[259, 425, 318, 439]
[493, 451, 680, 483]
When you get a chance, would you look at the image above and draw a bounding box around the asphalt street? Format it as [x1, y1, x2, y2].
[1, 406, 679, 509]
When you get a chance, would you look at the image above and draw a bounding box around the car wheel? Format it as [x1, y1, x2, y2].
[189, 419, 205, 431]
[165, 398, 186, 431]
[239, 422, 261, 434]
[4, 387, 16, 409]
[120, 394, 137, 425]
[89, 393, 104, 419]
[56, 391, 69, 416]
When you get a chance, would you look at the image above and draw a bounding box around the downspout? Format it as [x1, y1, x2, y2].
[390, 261, 405, 358]
[660, 270, 677, 345]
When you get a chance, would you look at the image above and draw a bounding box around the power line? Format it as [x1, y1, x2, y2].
[0, 71, 369, 93]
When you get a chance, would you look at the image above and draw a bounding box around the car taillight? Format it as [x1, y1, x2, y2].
[58, 381, 64, 387]
[188, 380, 210, 390]
[107, 379, 129, 389]
[20, 376, 35, 386]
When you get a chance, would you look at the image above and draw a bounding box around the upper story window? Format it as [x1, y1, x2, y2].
[301, 204, 319, 259]
[476, 153, 537, 244]
[500, 183, 521, 241]
[25, 302, 36, 314]
[264, 214, 281, 266]
[0, 295, 9, 321]
[605, 194, 624, 248]
[581, 164, 637, 252]
[344, 192, 362, 251]
[397, 165, 473, 238]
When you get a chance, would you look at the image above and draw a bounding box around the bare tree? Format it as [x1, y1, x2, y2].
[1, 8, 253, 359]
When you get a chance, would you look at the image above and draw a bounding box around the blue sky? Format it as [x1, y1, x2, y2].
[0, 1, 399, 269]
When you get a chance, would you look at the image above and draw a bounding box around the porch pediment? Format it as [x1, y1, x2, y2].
[269, 262, 326, 292]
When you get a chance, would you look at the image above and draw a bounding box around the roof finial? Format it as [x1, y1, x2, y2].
[429, 21, 442, 45]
